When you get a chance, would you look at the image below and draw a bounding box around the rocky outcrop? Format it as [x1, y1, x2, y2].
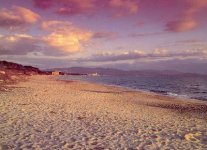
[0, 61, 48, 91]
[0, 61, 43, 75]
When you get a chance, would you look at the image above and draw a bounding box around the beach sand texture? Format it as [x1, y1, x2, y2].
[0, 75, 207, 150]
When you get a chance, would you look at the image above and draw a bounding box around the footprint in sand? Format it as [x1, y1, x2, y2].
[184, 132, 202, 142]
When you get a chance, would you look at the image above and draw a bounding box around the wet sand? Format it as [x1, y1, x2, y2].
[0, 75, 207, 149]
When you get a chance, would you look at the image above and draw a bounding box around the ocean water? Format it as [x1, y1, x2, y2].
[58, 75, 207, 101]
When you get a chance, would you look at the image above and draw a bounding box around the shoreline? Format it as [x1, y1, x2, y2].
[56, 76, 207, 115]
[57, 75, 207, 102]
[57, 76, 207, 105]
[1, 75, 207, 149]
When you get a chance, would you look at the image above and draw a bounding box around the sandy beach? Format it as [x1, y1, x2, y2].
[0, 75, 207, 150]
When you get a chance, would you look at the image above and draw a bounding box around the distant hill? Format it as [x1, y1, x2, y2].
[0, 60, 47, 75]
[48, 67, 207, 77]
[50, 67, 126, 75]
[0, 61, 50, 91]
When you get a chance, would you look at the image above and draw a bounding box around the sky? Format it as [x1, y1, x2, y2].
[0, 0, 207, 74]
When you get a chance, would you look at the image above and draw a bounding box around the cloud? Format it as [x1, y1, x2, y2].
[184, 0, 207, 17]
[33, 0, 53, 9]
[101, 58, 207, 74]
[129, 32, 165, 37]
[0, 34, 41, 55]
[0, 20, 93, 56]
[2, 53, 207, 74]
[43, 32, 92, 53]
[56, 0, 95, 15]
[92, 31, 117, 39]
[41, 20, 73, 31]
[85, 49, 207, 62]
[0, 32, 84, 56]
[0, 54, 88, 69]
[42, 20, 119, 53]
[42, 20, 92, 53]
[176, 39, 202, 44]
[33, 0, 96, 16]
[0, 6, 40, 30]
[33, 0, 139, 17]
[166, 0, 207, 32]
[109, 0, 138, 14]
[166, 19, 197, 32]
[160, 39, 206, 48]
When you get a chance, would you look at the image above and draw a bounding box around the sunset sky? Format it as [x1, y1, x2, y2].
[0, 0, 207, 73]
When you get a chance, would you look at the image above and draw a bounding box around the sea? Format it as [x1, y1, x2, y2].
[58, 74, 207, 101]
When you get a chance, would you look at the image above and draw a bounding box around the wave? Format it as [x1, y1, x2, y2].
[57, 75, 207, 101]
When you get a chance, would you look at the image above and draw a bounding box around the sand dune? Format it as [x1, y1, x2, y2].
[0, 75, 207, 149]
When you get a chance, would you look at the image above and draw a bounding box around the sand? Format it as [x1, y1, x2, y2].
[0, 75, 207, 150]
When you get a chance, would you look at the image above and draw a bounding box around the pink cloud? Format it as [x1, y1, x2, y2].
[33, 0, 53, 9]
[0, 6, 40, 30]
[42, 20, 92, 53]
[57, 0, 96, 15]
[61, 0, 95, 9]
[166, 0, 207, 32]
[109, 0, 138, 14]
[33, 0, 139, 17]
[166, 19, 197, 32]
[41, 20, 73, 31]
[33, 0, 96, 16]
[0, 20, 93, 56]
[184, 0, 207, 17]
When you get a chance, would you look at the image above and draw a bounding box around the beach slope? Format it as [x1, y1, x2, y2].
[0, 75, 207, 149]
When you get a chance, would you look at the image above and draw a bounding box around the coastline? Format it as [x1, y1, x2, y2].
[57, 76, 207, 105]
[58, 75, 207, 102]
[1, 75, 207, 149]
